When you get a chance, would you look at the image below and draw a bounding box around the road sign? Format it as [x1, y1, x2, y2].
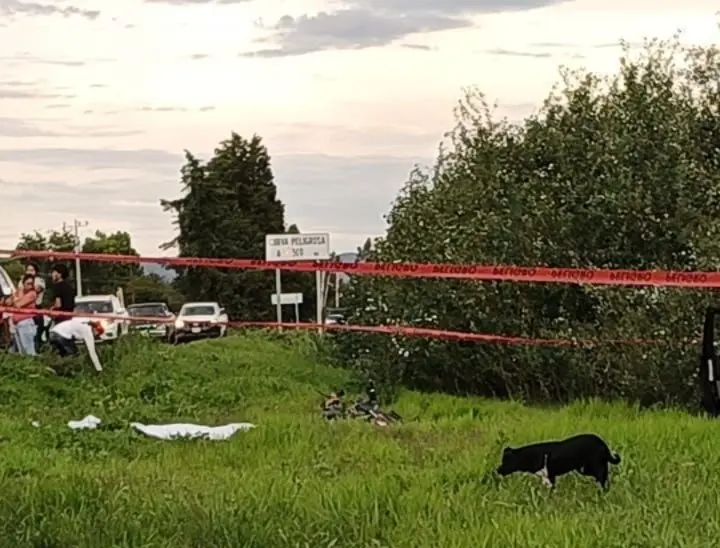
[271, 293, 304, 305]
[265, 233, 330, 262]
[265, 232, 330, 333]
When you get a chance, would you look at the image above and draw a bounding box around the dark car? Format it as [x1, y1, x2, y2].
[127, 302, 175, 341]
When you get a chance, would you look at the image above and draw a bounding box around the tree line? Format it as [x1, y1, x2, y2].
[336, 33, 720, 409]
[6, 228, 186, 310]
[5, 134, 320, 322]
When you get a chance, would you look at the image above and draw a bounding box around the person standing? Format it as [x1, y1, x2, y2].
[49, 264, 75, 324]
[17, 263, 46, 303]
[18, 262, 46, 350]
[9, 274, 39, 356]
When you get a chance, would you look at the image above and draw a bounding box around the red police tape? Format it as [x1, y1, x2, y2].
[2, 248, 720, 287]
[0, 306, 693, 347]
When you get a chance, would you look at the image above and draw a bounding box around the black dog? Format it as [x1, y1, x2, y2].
[496, 433, 621, 490]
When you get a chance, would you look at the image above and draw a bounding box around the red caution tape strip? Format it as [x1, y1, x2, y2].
[0, 307, 692, 347]
[1, 249, 718, 287]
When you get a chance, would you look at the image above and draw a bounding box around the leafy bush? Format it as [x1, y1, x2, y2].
[337, 34, 720, 408]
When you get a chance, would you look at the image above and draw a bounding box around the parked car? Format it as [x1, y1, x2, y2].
[0, 265, 14, 348]
[0, 265, 13, 299]
[325, 307, 347, 325]
[74, 294, 129, 342]
[127, 302, 176, 341]
[325, 313, 346, 325]
[174, 302, 228, 343]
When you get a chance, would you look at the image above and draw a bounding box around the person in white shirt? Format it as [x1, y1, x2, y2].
[48, 317, 104, 372]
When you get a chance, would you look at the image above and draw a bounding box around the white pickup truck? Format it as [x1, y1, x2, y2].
[74, 294, 130, 342]
[173, 301, 229, 343]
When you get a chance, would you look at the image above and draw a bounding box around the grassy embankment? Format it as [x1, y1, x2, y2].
[0, 333, 718, 547]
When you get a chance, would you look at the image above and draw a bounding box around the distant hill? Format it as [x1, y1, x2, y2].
[336, 252, 358, 263]
[141, 263, 177, 282]
[141, 252, 359, 283]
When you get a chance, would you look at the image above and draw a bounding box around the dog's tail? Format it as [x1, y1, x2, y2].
[609, 452, 621, 465]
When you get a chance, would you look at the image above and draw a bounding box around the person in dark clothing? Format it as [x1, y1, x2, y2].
[49, 264, 75, 324]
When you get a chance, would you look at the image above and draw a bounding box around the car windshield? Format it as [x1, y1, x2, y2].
[129, 305, 167, 317]
[181, 305, 216, 316]
[0, 267, 12, 297]
[75, 301, 113, 314]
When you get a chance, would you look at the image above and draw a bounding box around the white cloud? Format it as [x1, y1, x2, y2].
[0, 0, 717, 256]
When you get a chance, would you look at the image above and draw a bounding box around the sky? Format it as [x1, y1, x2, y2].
[0, 0, 717, 257]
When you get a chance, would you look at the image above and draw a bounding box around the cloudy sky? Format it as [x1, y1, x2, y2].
[0, 0, 717, 257]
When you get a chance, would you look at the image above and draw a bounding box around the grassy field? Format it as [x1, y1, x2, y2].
[0, 333, 719, 547]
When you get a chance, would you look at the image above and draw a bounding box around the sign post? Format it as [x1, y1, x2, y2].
[271, 293, 304, 323]
[316, 270, 323, 331]
[274, 269, 282, 327]
[265, 233, 330, 333]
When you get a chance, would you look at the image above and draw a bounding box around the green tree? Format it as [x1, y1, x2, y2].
[13, 228, 165, 307]
[17, 229, 76, 255]
[125, 274, 186, 312]
[339, 32, 720, 408]
[80, 231, 143, 295]
[15, 228, 77, 283]
[358, 238, 373, 258]
[161, 133, 285, 320]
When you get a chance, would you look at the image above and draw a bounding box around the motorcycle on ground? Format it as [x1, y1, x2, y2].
[320, 381, 402, 427]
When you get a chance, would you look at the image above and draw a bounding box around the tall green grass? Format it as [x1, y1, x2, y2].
[0, 333, 718, 547]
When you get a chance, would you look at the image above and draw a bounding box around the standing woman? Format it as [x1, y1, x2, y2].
[9, 274, 39, 356]
[18, 262, 46, 349]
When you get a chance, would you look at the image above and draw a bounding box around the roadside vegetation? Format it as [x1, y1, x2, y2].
[340, 33, 720, 407]
[0, 333, 718, 547]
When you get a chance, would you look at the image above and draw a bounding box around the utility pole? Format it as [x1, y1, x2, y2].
[334, 273, 340, 308]
[63, 219, 88, 296]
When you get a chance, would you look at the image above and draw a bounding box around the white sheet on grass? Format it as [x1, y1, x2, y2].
[68, 415, 102, 430]
[64, 414, 255, 440]
[130, 422, 256, 440]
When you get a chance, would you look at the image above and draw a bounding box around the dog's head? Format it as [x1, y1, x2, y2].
[496, 446, 519, 476]
[496, 446, 545, 475]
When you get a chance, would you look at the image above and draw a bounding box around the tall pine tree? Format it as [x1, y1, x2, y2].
[161, 133, 285, 320]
